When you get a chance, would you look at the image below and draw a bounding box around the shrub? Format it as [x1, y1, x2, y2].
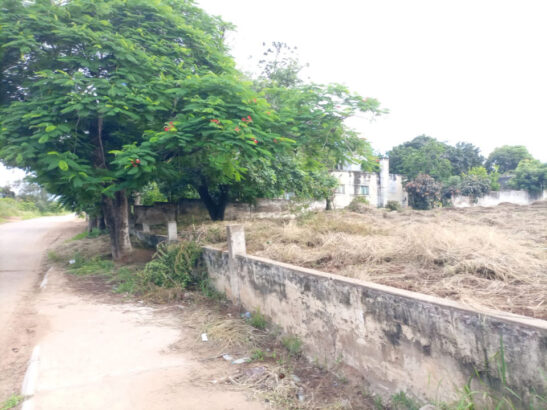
[510, 159, 546, 194]
[386, 200, 401, 211]
[139, 240, 203, 288]
[459, 174, 491, 202]
[347, 196, 371, 213]
[405, 174, 441, 210]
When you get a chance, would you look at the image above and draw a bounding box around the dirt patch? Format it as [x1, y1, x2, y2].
[196, 202, 547, 319]
[171, 295, 379, 409]
[45, 243, 380, 408]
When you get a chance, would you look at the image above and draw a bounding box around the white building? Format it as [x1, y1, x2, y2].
[331, 158, 406, 208]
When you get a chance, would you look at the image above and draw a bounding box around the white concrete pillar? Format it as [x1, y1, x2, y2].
[167, 220, 177, 241]
[142, 223, 150, 233]
[379, 157, 390, 207]
[227, 225, 246, 259]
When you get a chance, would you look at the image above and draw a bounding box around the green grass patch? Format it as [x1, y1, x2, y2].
[1, 394, 24, 410]
[70, 228, 107, 241]
[110, 267, 138, 294]
[248, 308, 267, 330]
[281, 335, 302, 357]
[391, 391, 420, 410]
[47, 250, 64, 263]
[251, 348, 265, 361]
[68, 253, 114, 276]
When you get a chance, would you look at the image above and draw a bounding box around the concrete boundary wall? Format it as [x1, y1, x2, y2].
[202, 244, 547, 405]
[453, 189, 547, 207]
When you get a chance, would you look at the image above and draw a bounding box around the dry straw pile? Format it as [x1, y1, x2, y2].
[201, 202, 547, 319]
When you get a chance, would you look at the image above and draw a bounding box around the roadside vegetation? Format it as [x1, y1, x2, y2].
[0, 182, 65, 223]
[0, 198, 44, 223]
[0, 395, 24, 410]
[0, 197, 64, 224]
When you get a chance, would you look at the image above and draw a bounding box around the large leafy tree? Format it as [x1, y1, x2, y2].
[254, 42, 383, 209]
[118, 73, 292, 220]
[0, 0, 232, 258]
[141, 42, 385, 219]
[446, 142, 484, 175]
[485, 145, 533, 174]
[510, 159, 546, 194]
[388, 135, 453, 181]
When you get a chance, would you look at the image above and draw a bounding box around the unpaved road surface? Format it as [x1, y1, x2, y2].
[0, 217, 264, 409]
[0, 215, 81, 402]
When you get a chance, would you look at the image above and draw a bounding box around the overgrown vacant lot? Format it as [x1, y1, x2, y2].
[195, 201, 547, 320]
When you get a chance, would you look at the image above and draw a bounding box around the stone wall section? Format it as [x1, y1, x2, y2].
[202, 242, 547, 405]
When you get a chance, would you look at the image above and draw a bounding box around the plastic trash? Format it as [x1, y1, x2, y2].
[231, 357, 250, 364]
[69, 259, 76, 265]
[241, 312, 251, 319]
[222, 354, 233, 361]
[201, 333, 208, 342]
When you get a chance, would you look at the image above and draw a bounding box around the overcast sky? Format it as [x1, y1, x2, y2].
[2, 0, 546, 186]
[197, 0, 547, 161]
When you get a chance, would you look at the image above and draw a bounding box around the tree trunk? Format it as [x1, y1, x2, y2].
[102, 190, 132, 261]
[88, 216, 98, 233]
[326, 197, 333, 211]
[196, 184, 228, 221]
[98, 211, 106, 230]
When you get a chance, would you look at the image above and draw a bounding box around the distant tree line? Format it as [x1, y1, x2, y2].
[387, 136, 546, 209]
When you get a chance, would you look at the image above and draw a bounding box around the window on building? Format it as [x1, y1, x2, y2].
[336, 185, 345, 194]
[359, 185, 369, 195]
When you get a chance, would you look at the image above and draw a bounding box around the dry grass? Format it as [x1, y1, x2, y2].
[186, 309, 267, 353]
[199, 202, 547, 319]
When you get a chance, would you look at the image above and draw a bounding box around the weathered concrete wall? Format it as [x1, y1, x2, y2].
[453, 189, 547, 207]
[176, 198, 324, 220]
[386, 174, 406, 206]
[134, 203, 176, 224]
[133, 231, 168, 248]
[203, 246, 547, 405]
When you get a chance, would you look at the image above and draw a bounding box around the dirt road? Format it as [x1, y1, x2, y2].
[0, 217, 264, 410]
[0, 215, 82, 403]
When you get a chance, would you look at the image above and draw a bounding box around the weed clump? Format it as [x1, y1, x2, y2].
[248, 308, 267, 330]
[281, 335, 302, 357]
[139, 240, 203, 289]
[386, 200, 402, 211]
[347, 196, 371, 213]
